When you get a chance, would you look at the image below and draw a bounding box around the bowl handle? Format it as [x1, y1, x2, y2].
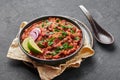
[16, 21, 28, 37]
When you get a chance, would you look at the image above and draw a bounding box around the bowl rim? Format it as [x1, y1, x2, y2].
[18, 15, 84, 62]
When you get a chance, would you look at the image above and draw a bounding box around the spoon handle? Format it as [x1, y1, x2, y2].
[79, 5, 98, 33]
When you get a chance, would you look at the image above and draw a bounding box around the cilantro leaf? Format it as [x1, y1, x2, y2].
[74, 37, 80, 40]
[42, 23, 44, 27]
[54, 27, 60, 32]
[54, 46, 63, 54]
[46, 20, 49, 23]
[58, 36, 63, 40]
[48, 38, 55, 46]
[62, 25, 67, 29]
[70, 30, 75, 33]
[56, 19, 60, 23]
[48, 41, 53, 46]
[38, 41, 45, 48]
[67, 25, 73, 28]
[62, 31, 67, 37]
[62, 42, 73, 49]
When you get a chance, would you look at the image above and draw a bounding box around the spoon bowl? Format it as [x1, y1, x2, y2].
[93, 19, 114, 44]
[79, 5, 114, 44]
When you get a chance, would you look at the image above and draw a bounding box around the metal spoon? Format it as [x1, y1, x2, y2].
[79, 5, 114, 44]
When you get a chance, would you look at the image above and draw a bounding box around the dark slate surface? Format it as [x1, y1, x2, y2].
[0, 0, 120, 80]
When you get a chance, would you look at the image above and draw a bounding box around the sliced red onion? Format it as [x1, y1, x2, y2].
[29, 32, 37, 40]
[29, 28, 41, 40]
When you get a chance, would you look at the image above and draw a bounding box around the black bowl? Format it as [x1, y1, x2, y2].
[18, 15, 84, 66]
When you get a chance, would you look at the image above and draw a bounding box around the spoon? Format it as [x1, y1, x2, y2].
[79, 5, 114, 44]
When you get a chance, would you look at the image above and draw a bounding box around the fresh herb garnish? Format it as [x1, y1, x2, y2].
[61, 25, 73, 29]
[62, 42, 73, 49]
[68, 45, 73, 49]
[56, 19, 60, 23]
[54, 46, 63, 54]
[46, 51, 57, 56]
[53, 43, 73, 55]
[67, 25, 73, 28]
[70, 30, 75, 33]
[61, 25, 67, 29]
[55, 49, 60, 54]
[42, 23, 44, 27]
[74, 37, 80, 40]
[48, 41, 53, 46]
[54, 27, 59, 32]
[51, 51, 57, 56]
[58, 31, 68, 40]
[46, 20, 49, 23]
[48, 37, 55, 46]
[47, 22, 52, 26]
[62, 31, 67, 37]
[58, 35, 63, 40]
[38, 41, 45, 48]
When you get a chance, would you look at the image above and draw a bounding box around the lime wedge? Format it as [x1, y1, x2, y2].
[28, 37, 42, 54]
[22, 37, 30, 53]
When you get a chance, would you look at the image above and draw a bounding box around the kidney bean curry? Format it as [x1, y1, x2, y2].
[21, 17, 82, 60]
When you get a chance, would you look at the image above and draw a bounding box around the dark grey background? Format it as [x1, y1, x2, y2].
[0, 0, 120, 80]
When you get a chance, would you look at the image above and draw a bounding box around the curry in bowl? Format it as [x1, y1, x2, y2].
[19, 16, 83, 65]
